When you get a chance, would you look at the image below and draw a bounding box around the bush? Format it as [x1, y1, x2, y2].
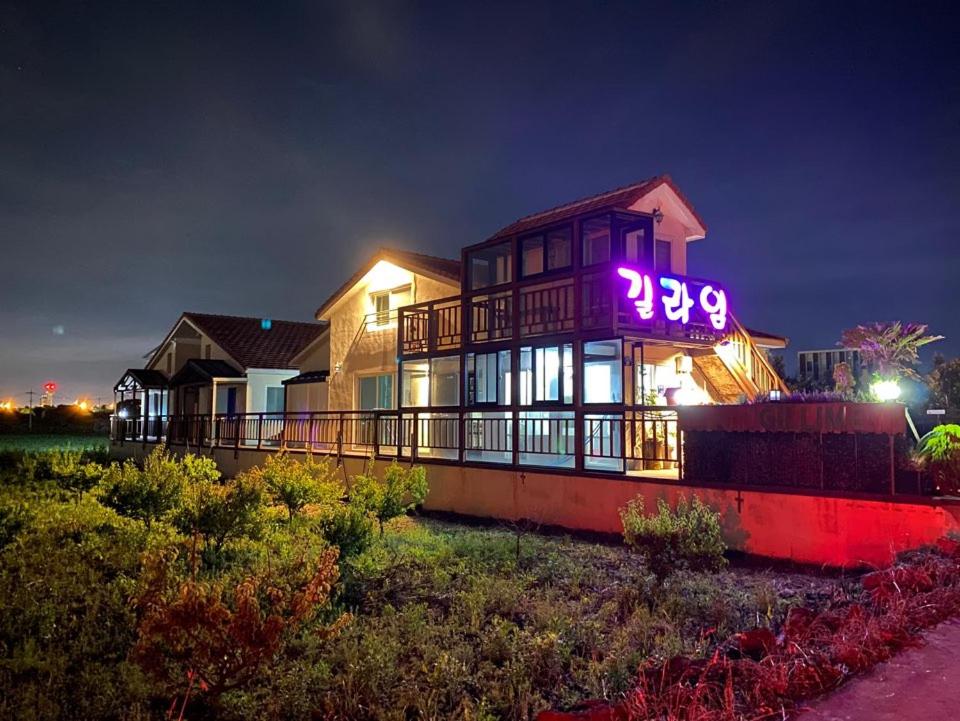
[320, 499, 376, 559]
[132, 545, 349, 716]
[174, 469, 266, 556]
[256, 452, 342, 521]
[916, 424, 960, 495]
[352, 462, 428, 536]
[99, 446, 189, 524]
[619, 495, 727, 579]
[0, 497, 157, 720]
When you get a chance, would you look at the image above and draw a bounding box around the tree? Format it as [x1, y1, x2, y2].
[841, 322, 943, 381]
[351, 462, 428, 537]
[928, 355, 960, 409]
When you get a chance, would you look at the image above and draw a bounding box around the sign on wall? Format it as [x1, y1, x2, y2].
[616, 265, 729, 332]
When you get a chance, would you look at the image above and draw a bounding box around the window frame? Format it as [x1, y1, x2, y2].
[519, 341, 574, 407]
[467, 240, 514, 291]
[519, 224, 573, 279]
[357, 371, 395, 410]
[465, 349, 511, 407]
[581, 338, 624, 405]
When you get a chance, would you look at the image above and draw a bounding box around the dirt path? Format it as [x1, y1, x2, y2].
[801, 618, 960, 720]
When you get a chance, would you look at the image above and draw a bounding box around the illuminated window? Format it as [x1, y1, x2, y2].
[401, 357, 460, 407]
[519, 343, 573, 405]
[466, 350, 511, 405]
[469, 241, 513, 289]
[372, 292, 390, 325]
[583, 339, 623, 404]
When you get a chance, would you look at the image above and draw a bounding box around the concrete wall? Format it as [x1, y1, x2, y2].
[112, 441, 960, 569]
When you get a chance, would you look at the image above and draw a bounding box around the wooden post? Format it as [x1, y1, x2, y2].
[257, 413, 264, 450]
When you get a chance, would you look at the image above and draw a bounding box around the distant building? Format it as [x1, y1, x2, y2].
[797, 348, 867, 386]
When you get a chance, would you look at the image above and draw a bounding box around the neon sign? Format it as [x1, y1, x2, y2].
[617, 266, 728, 332]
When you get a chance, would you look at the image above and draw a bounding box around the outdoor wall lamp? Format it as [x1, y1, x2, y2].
[652, 206, 664, 225]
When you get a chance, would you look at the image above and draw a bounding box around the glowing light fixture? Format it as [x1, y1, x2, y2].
[75, 400, 89, 411]
[366, 260, 411, 293]
[870, 378, 901, 402]
[714, 340, 740, 366]
[118, 409, 128, 419]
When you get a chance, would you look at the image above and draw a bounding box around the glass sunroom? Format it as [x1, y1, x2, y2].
[394, 207, 784, 475]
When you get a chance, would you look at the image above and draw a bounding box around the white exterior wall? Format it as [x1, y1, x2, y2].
[245, 368, 299, 413]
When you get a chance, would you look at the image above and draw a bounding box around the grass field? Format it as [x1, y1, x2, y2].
[0, 434, 109, 452]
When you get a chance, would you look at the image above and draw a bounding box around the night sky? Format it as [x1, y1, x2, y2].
[1, 0, 957, 403]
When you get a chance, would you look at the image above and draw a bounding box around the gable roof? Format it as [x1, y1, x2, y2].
[314, 247, 461, 320]
[162, 312, 327, 370]
[168, 359, 245, 387]
[488, 174, 707, 240]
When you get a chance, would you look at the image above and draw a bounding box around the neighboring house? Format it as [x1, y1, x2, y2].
[797, 347, 867, 387]
[113, 312, 327, 434]
[288, 247, 461, 414]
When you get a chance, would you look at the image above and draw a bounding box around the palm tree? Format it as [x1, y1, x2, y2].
[841, 322, 943, 381]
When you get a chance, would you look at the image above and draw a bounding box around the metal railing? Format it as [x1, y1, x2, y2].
[111, 407, 681, 474]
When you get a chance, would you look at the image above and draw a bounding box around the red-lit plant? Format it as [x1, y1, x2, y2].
[132, 544, 350, 716]
[538, 543, 960, 721]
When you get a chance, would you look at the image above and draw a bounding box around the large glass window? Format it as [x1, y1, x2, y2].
[466, 350, 511, 405]
[431, 356, 460, 407]
[358, 373, 394, 409]
[547, 227, 572, 270]
[581, 216, 611, 266]
[266, 386, 284, 413]
[583, 339, 623, 404]
[521, 227, 572, 277]
[519, 410, 575, 468]
[401, 360, 429, 407]
[401, 357, 460, 407]
[521, 235, 544, 277]
[624, 227, 647, 263]
[469, 241, 513, 289]
[519, 343, 573, 405]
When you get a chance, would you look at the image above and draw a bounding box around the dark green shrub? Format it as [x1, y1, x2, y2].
[352, 462, 428, 536]
[916, 424, 960, 495]
[0, 500, 32, 548]
[319, 499, 376, 559]
[174, 469, 266, 555]
[0, 498, 155, 720]
[99, 446, 188, 524]
[619, 495, 727, 579]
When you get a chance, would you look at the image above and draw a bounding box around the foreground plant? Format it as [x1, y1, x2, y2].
[915, 424, 960, 495]
[620, 495, 726, 580]
[352, 461, 428, 537]
[255, 451, 342, 521]
[132, 545, 350, 715]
